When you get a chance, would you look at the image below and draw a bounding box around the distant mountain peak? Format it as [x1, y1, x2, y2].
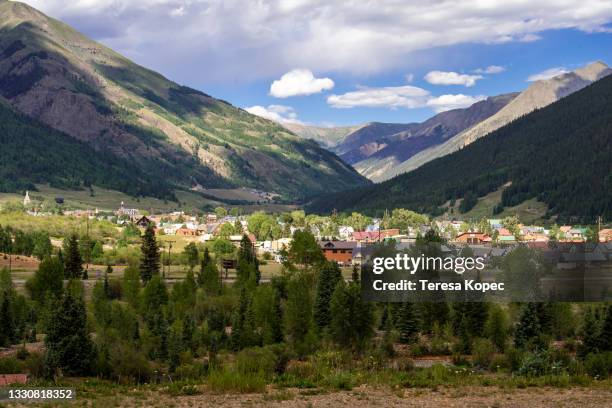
[574, 60, 610, 81]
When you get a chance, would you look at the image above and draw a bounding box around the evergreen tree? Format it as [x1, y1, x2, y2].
[599, 305, 612, 351]
[0, 295, 15, 347]
[183, 242, 199, 271]
[314, 261, 342, 330]
[64, 235, 83, 279]
[270, 290, 284, 343]
[398, 302, 419, 344]
[484, 304, 508, 351]
[139, 224, 160, 283]
[329, 281, 374, 352]
[579, 306, 601, 357]
[351, 264, 360, 283]
[44, 288, 94, 377]
[514, 302, 542, 349]
[198, 247, 221, 294]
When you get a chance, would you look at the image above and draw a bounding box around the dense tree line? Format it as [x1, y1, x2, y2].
[308, 74, 612, 222]
[1, 228, 611, 386]
[0, 103, 177, 200]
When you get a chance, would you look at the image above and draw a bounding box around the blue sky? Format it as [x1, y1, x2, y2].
[21, 0, 612, 126]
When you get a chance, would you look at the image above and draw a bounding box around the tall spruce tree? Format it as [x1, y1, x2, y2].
[398, 301, 419, 344]
[0, 295, 15, 347]
[579, 306, 601, 357]
[514, 302, 542, 349]
[44, 288, 94, 377]
[329, 281, 374, 352]
[599, 305, 612, 351]
[140, 224, 160, 283]
[64, 235, 83, 279]
[314, 261, 343, 330]
[271, 290, 284, 343]
[199, 247, 221, 294]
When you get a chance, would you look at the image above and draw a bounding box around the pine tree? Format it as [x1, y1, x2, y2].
[64, 235, 83, 279]
[199, 248, 221, 294]
[579, 306, 601, 357]
[484, 304, 508, 352]
[44, 288, 94, 377]
[351, 264, 360, 283]
[329, 281, 374, 352]
[271, 290, 284, 343]
[0, 295, 15, 346]
[598, 305, 612, 351]
[398, 302, 419, 344]
[139, 224, 160, 283]
[314, 261, 342, 330]
[514, 302, 541, 349]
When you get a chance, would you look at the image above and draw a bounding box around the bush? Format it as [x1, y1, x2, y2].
[24, 352, 44, 378]
[235, 346, 278, 378]
[472, 338, 495, 369]
[0, 357, 24, 374]
[207, 368, 266, 393]
[584, 352, 612, 379]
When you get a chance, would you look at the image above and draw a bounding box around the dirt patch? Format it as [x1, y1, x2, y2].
[23, 385, 608, 408]
[0, 253, 39, 270]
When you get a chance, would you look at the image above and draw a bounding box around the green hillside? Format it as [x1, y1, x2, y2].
[0, 101, 181, 198]
[0, 1, 368, 201]
[308, 74, 612, 222]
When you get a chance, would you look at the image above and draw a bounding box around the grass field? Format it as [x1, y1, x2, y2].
[440, 186, 548, 224]
[0, 185, 297, 214]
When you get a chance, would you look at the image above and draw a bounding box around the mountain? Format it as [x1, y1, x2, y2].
[282, 123, 363, 148]
[334, 122, 417, 163]
[386, 61, 612, 179]
[0, 99, 167, 196]
[307, 71, 612, 222]
[352, 93, 517, 181]
[0, 0, 368, 201]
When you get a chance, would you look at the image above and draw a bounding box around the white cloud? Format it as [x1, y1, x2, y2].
[527, 67, 570, 81]
[405, 73, 415, 83]
[327, 85, 483, 112]
[519, 33, 542, 42]
[19, 0, 612, 84]
[327, 85, 430, 109]
[426, 94, 486, 113]
[474, 65, 506, 74]
[424, 71, 483, 87]
[244, 104, 304, 124]
[269, 69, 334, 98]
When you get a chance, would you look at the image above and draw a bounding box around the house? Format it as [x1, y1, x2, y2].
[599, 229, 612, 242]
[319, 241, 357, 265]
[351, 229, 400, 243]
[455, 232, 492, 244]
[497, 228, 516, 243]
[566, 228, 587, 242]
[176, 227, 198, 237]
[338, 226, 354, 240]
[229, 234, 256, 247]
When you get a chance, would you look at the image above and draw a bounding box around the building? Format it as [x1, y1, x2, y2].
[23, 191, 31, 207]
[455, 232, 492, 244]
[351, 229, 400, 243]
[319, 241, 357, 265]
[599, 229, 612, 242]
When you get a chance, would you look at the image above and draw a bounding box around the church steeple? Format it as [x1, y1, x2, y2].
[23, 191, 31, 207]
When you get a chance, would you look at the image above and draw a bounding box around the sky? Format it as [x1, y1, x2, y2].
[18, 0, 612, 126]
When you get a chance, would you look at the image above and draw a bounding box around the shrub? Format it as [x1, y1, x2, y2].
[0, 357, 24, 374]
[235, 346, 278, 378]
[24, 352, 44, 378]
[472, 338, 495, 369]
[584, 352, 612, 379]
[207, 368, 266, 393]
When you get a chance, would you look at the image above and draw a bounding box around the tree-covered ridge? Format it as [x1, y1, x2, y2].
[308, 74, 612, 222]
[0, 1, 369, 201]
[0, 102, 177, 199]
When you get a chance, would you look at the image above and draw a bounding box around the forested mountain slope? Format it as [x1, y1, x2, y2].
[308, 73, 612, 222]
[0, 0, 368, 200]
